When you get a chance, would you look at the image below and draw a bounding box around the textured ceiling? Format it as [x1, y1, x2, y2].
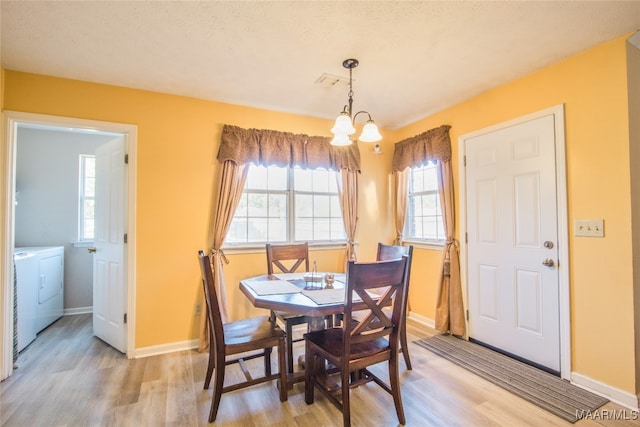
[2, 1, 640, 130]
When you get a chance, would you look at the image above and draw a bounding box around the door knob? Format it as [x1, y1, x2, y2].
[542, 258, 555, 267]
[88, 247, 97, 253]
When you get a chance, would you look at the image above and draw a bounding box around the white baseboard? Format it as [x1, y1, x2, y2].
[133, 339, 200, 359]
[571, 371, 639, 411]
[63, 306, 93, 315]
[407, 311, 435, 329]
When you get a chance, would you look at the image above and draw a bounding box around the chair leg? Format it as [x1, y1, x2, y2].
[286, 322, 294, 374]
[341, 367, 351, 427]
[304, 342, 315, 405]
[277, 337, 288, 402]
[399, 321, 412, 370]
[208, 352, 226, 423]
[389, 354, 406, 425]
[204, 345, 215, 389]
[264, 347, 272, 376]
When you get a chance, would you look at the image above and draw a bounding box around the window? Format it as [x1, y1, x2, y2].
[78, 155, 95, 241]
[226, 165, 346, 245]
[405, 162, 445, 243]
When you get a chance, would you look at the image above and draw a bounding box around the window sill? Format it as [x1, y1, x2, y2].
[402, 240, 445, 251]
[72, 241, 94, 248]
[222, 242, 347, 255]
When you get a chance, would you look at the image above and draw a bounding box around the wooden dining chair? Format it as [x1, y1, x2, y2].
[304, 257, 409, 427]
[265, 242, 333, 374]
[376, 242, 414, 370]
[198, 250, 287, 422]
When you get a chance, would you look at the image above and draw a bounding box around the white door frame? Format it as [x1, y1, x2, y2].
[1, 111, 137, 380]
[458, 104, 571, 380]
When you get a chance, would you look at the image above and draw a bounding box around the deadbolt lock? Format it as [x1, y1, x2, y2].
[544, 241, 554, 249]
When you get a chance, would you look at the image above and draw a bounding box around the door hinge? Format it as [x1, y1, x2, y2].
[124, 313, 128, 324]
[124, 233, 128, 244]
[463, 155, 467, 167]
[465, 232, 468, 243]
[124, 154, 129, 164]
[466, 310, 469, 321]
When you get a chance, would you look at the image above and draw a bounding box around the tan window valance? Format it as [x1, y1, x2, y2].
[392, 125, 451, 172]
[217, 124, 361, 172]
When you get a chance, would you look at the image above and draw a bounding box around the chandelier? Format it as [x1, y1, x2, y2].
[330, 58, 382, 146]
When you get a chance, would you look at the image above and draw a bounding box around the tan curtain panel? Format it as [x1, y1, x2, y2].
[199, 160, 249, 352]
[434, 161, 465, 336]
[392, 124, 452, 172]
[393, 170, 409, 245]
[337, 169, 359, 263]
[218, 124, 361, 172]
[391, 124, 465, 336]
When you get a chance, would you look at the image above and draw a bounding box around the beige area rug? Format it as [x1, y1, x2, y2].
[415, 334, 609, 423]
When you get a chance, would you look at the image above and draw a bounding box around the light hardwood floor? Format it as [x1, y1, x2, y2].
[1, 314, 637, 426]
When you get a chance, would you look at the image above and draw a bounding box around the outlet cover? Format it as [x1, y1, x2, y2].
[574, 219, 604, 237]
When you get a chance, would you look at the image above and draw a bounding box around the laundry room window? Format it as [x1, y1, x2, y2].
[78, 155, 96, 241]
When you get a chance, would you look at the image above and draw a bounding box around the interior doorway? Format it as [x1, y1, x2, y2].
[1, 111, 138, 380]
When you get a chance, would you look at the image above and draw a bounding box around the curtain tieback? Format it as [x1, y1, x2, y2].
[210, 248, 230, 265]
[442, 238, 459, 277]
[445, 238, 459, 252]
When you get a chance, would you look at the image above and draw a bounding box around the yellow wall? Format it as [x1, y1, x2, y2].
[399, 34, 635, 393]
[2, 71, 396, 348]
[2, 32, 637, 395]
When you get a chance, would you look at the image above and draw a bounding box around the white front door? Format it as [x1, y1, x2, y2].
[465, 114, 560, 373]
[93, 136, 127, 353]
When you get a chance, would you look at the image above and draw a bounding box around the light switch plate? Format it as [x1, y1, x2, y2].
[574, 219, 604, 237]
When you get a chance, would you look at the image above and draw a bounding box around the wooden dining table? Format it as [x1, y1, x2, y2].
[239, 272, 357, 386]
[239, 272, 349, 331]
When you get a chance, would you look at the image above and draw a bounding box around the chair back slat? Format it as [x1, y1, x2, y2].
[198, 250, 225, 349]
[266, 242, 310, 274]
[342, 257, 408, 352]
[376, 243, 410, 262]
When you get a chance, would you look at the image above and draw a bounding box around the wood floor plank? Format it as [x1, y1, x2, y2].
[2, 314, 637, 427]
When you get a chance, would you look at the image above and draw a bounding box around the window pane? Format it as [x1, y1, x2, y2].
[246, 165, 268, 190]
[313, 218, 331, 240]
[268, 166, 288, 190]
[293, 167, 312, 192]
[227, 218, 247, 243]
[247, 193, 267, 217]
[83, 219, 94, 240]
[235, 194, 248, 216]
[295, 218, 313, 241]
[405, 162, 444, 242]
[268, 194, 287, 217]
[412, 168, 425, 192]
[248, 218, 268, 241]
[85, 177, 95, 197]
[295, 194, 313, 218]
[330, 218, 346, 240]
[312, 169, 330, 193]
[84, 200, 95, 219]
[314, 195, 331, 217]
[268, 217, 287, 242]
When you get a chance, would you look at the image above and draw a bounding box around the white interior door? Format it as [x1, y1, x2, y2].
[466, 114, 560, 373]
[93, 136, 127, 353]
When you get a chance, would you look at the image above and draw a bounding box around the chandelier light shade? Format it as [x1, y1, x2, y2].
[330, 58, 382, 146]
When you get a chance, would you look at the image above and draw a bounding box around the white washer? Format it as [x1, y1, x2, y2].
[15, 246, 64, 334]
[14, 251, 38, 352]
